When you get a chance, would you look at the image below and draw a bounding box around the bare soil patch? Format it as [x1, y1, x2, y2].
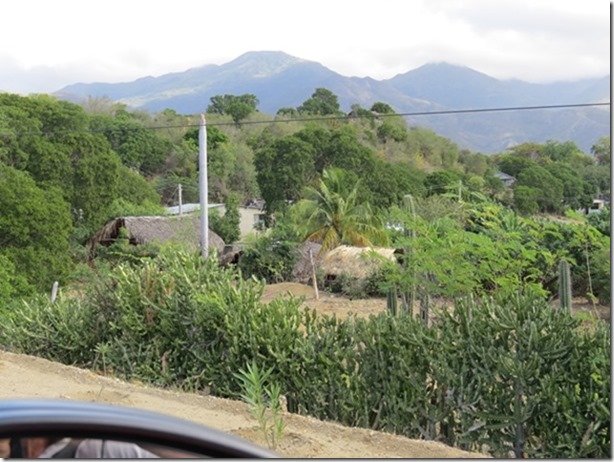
[262, 282, 610, 322]
[261, 282, 389, 319]
[0, 351, 485, 458]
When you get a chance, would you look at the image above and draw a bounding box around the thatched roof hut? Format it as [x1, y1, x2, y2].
[88, 215, 225, 257]
[319, 245, 402, 280]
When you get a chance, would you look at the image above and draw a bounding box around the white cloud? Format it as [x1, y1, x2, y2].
[0, 0, 609, 94]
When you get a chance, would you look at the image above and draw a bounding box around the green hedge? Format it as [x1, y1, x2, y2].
[0, 249, 609, 458]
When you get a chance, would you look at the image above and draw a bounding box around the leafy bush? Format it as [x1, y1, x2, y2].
[209, 193, 241, 244]
[587, 206, 610, 237]
[237, 235, 298, 283]
[0, 250, 609, 459]
[0, 294, 99, 365]
[589, 241, 611, 304]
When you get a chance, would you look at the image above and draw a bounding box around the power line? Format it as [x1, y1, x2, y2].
[215, 102, 611, 127]
[0, 102, 609, 138]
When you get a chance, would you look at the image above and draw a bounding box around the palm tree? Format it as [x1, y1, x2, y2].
[294, 168, 388, 254]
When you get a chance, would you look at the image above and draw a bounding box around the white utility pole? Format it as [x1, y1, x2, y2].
[199, 114, 209, 259]
[178, 183, 183, 215]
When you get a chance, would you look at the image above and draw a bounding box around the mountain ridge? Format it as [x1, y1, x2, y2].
[53, 50, 610, 154]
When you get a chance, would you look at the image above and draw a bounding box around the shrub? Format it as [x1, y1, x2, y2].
[590, 242, 611, 304]
[237, 235, 298, 283]
[0, 255, 609, 459]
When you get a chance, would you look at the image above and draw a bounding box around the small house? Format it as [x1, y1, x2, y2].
[494, 172, 516, 188]
[88, 215, 225, 258]
[165, 199, 266, 240]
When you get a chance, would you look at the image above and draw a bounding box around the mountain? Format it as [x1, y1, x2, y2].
[54, 51, 610, 154]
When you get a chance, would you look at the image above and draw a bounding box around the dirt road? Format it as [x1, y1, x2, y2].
[0, 351, 485, 458]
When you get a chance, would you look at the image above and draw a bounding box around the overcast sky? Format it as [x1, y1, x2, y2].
[0, 0, 610, 94]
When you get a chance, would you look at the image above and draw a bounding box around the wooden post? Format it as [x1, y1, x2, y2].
[50, 281, 59, 304]
[178, 183, 183, 215]
[309, 248, 319, 300]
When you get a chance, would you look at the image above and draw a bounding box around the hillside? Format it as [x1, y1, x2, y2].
[53, 51, 610, 153]
[0, 350, 486, 458]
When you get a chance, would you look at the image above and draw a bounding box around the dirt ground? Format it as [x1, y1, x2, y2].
[0, 283, 604, 458]
[0, 351, 485, 458]
[261, 282, 611, 322]
[261, 282, 390, 319]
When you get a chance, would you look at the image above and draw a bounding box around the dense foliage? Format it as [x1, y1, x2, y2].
[0, 89, 609, 458]
[0, 250, 609, 458]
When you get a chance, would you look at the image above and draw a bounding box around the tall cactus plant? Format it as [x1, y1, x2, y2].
[558, 259, 572, 312]
[387, 286, 398, 316]
[402, 194, 417, 316]
[419, 291, 430, 325]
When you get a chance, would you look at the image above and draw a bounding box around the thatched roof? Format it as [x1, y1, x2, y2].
[319, 245, 401, 280]
[88, 215, 225, 256]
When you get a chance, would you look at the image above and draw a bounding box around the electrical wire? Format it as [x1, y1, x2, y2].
[0, 102, 608, 138]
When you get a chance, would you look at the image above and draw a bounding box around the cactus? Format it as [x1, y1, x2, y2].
[387, 287, 398, 316]
[403, 194, 417, 316]
[419, 292, 430, 325]
[400, 290, 412, 315]
[558, 259, 572, 311]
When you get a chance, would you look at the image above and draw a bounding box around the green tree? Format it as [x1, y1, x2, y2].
[582, 164, 611, 197]
[323, 126, 375, 174]
[297, 88, 341, 116]
[591, 136, 611, 166]
[587, 205, 610, 237]
[517, 165, 563, 213]
[90, 112, 171, 175]
[405, 127, 460, 169]
[209, 193, 241, 244]
[183, 125, 229, 152]
[293, 168, 388, 253]
[116, 165, 161, 206]
[71, 141, 123, 232]
[0, 254, 30, 304]
[377, 121, 408, 143]
[542, 140, 583, 163]
[424, 170, 461, 196]
[386, 209, 482, 298]
[362, 160, 426, 210]
[496, 153, 536, 177]
[506, 142, 544, 160]
[513, 185, 540, 215]
[207, 94, 259, 124]
[294, 126, 332, 173]
[483, 171, 506, 198]
[348, 104, 376, 121]
[276, 107, 299, 117]
[0, 94, 130, 234]
[460, 151, 489, 176]
[545, 162, 592, 210]
[370, 102, 395, 114]
[181, 125, 234, 201]
[0, 164, 73, 293]
[254, 135, 316, 216]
